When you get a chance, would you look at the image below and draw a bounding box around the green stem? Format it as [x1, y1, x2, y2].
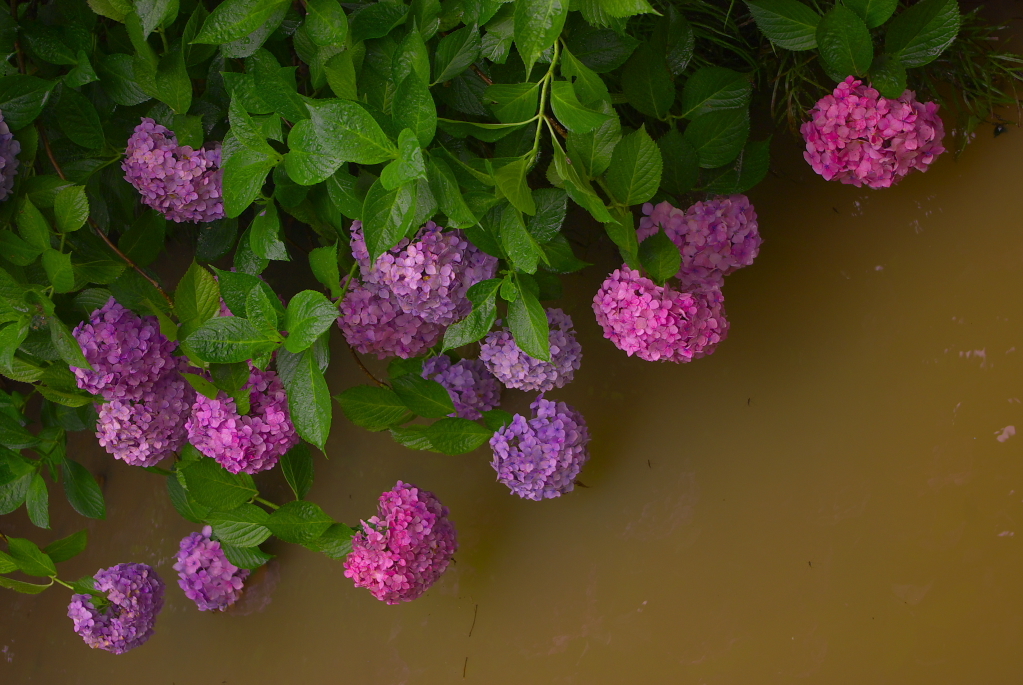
[52, 577, 71, 590]
[157, 28, 170, 54]
[336, 261, 358, 303]
[530, 40, 562, 165]
[254, 496, 279, 510]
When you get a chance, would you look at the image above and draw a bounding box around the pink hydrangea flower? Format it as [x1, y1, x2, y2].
[67, 563, 165, 655]
[801, 76, 945, 188]
[637, 196, 761, 285]
[479, 308, 582, 392]
[421, 355, 501, 420]
[186, 366, 299, 475]
[343, 481, 458, 604]
[592, 266, 729, 363]
[174, 526, 250, 612]
[337, 277, 443, 359]
[0, 111, 21, 201]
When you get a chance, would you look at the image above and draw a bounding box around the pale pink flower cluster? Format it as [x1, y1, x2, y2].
[479, 308, 582, 392]
[174, 526, 250, 612]
[801, 76, 945, 188]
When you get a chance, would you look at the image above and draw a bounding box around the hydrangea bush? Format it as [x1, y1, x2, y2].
[0, 0, 1002, 656]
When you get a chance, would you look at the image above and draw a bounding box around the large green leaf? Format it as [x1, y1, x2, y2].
[550, 81, 610, 133]
[514, 0, 569, 78]
[185, 316, 278, 364]
[6, 537, 56, 577]
[679, 67, 752, 119]
[206, 503, 272, 547]
[43, 530, 87, 563]
[885, 0, 960, 67]
[222, 147, 275, 218]
[193, 0, 290, 44]
[393, 70, 437, 147]
[284, 291, 337, 353]
[275, 347, 332, 450]
[604, 126, 662, 206]
[816, 5, 873, 77]
[869, 53, 908, 98]
[745, 0, 821, 50]
[266, 500, 333, 544]
[638, 229, 681, 285]
[494, 158, 536, 216]
[425, 418, 493, 454]
[280, 443, 314, 500]
[62, 458, 105, 519]
[391, 374, 456, 418]
[684, 109, 750, 169]
[566, 101, 621, 178]
[335, 385, 413, 431]
[506, 281, 550, 362]
[361, 178, 417, 261]
[658, 129, 700, 195]
[180, 457, 257, 510]
[175, 261, 221, 339]
[0, 75, 55, 130]
[286, 99, 397, 185]
[305, 0, 348, 46]
[250, 202, 289, 262]
[442, 278, 500, 350]
[845, 0, 897, 28]
[432, 23, 482, 84]
[621, 43, 674, 120]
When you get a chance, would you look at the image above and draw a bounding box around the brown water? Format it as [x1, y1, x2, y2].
[2, 127, 1023, 683]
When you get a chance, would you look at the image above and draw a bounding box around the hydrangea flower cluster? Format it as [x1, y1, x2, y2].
[637, 196, 761, 286]
[338, 222, 497, 358]
[801, 76, 946, 189]
[67, 563, 165, 655]
[421, 355, 502, 420]
[490, 397, 591, 500]
[186, 365, 299, 474]
[343, 481, 458, 604]
[479, 308, 582, 392]
[0, 111, 21, 201]
[174, 526, 250, 612]
[122, 117, 225, 223]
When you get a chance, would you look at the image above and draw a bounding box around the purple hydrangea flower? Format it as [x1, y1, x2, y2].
[186, 365, 299, 475]
[122, 117, 225, 223]
[72, 298, 179, 401]
[0, 111, 21, 201]
[96, 365, 194, 467]
[174, 525, 250, 612]
[337, 277, 443, 359]
[592, 266, 729, 363]
[801, 76, 945, 189]
[343, 481, 458, 604]
[421, 355, 501, 420]
[479, 308, 582, 392]
[67, 563, 165, 655]
[637, 196, 761, 285]
[489, 396, 591, 501]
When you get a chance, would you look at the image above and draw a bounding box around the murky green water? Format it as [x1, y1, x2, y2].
[2, 122, 1022, 683]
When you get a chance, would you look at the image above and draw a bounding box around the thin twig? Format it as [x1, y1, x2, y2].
[468, 604, 478, 637]
[544, 114, 568, 139]
[349, 345, 386, 387]
[471, 64, 493, 86]
[36, 125, 175, 308]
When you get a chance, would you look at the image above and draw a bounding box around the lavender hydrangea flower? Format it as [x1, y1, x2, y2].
[343, 481, 458, 604]
[479, 308, 582, 392]
[0, 111, 21, 201]
[72, 298, 178, 400]
[96, 367, 194, 467]
[489, 396, 591, 501]
[186, 366, 299, 475]
[801, 76, 945, 188]
[67, 563, 165, 655]
[592, 266, 729, 363]
[421, 355, 501, 420]
[337, 277, 443, 359]
[122, 117, 225, 223]
[637, 196, 761, 285]
[174, 526, 250, 612]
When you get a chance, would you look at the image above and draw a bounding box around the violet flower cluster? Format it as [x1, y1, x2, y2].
[174, 526, 250, 612]
[479, 308, 582, 392]
[801, 76, 945, 189]
[186, 365, 299, 475]
[421, 355, 502, 420]
[122, 117, 225, 223]
[338, 221, 497, 358]
[67, 563, 165, 655]
[343, 481, 458, 604]
[490, 397, 591, 501]
[0, 110, 20, 201]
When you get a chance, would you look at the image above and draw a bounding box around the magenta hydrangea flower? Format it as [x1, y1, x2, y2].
[67, 563, 165, 655]
[174, 525, 250, 612]
[592, 266, 729, 363]
[421, 355, 501, 420]
[122, 117, 225, 223]
[801, 76, 945, 189]
[95, 367, 194, 467]
[71, 298, 179, 400]
[0, 111, 21, 201]
[186, 365, 299, 475]
[343, 481, 458, 604]
[479, 308, 581, 392]
[489, 396, 591, 501]
[637, 196, 761, 285]
[337, 278, 443, 359]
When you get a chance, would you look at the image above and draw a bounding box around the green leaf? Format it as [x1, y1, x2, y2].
[432, 23, 482, 84]
[390, 424, 439, 451]
[280, 443, 314, 500]
[284, 291, 337, 353]
[25, 473, 49, 529]
[485, 83, 540, 125]
[17, 198, 50, 250]
[869, 53, 908, 98]
[175, 261, 221, 339]
[704, 137, 772, 194]
[43, 530, 87, 563]
[53, 186, 89, 233]
[275, 347, 332, 450]
[235, 228, 270, 276]
[442, 278, 500, 350]
[0, 75, 55, 130]
[680, 67, 752, 119]
[603, 205, 639, 268]
[362, 178, 417, 261]
[885, 0, 960, 67]
[745, 0, 821, 50]
[560, 46, 610, 108]
[167, 475, 211, 524]
[393, 70, 437, 148]
[0, 575, 52, 594]
[563, 21, 638, 72]
[118, 211, 166, 268]
[193, 0, 290, 44]
[213, 268, 282, 320]
[428, 157, 478, 229]
[246, 51, 307, 121]
[42, 250, 74, 294]
[391, 374, 456, 418]
[135, 0, 178, 36]
[62, 459, 105, 519]
[605, 125, 662, 206]
[514, 0, 569, 78]
[425, 417, 492, 454]
[305, 0, 348, 46]
[221, 543, 272, 569]
[551, 138, 612, 223]
[228, 98, 276, 157]
[185, 317, 277, 364]
[350, 1, 408, 43]
[566, 101, 621, 178]
[494, 157, 537, 215]
[550, 80, 611, 134]
[266, 500, 333, 544]
[335, 385, 412, 430]
[183, 372, 220, 400]
[56, 87, 104, 150]
[498, 205, 541, 274]
[436, 118, 529, 143]
[658, 129, 700, 195]
[481, 5, 515, 63]
[684, 109, 750, 169]
[96, 53, 150, 106]
[0, 231, 41, 266]
[207, 503, 272, 547]
[50, 317, 91, 371]
[222, 147, 275, 219]
[286, 99, 397, 185]
[324, 49, 358, 100]
[597, 0, 656, 17]
[638, 229, 681, 285]
[308, 523, 356, 559]
[845, 0, 897, 28]
[0, 550, 14, 575]
[507, 281, 550, 362]
[621, 43, 674, 120]
[380, 129, 427, 191]
[526, 188, 567, 243]
[181, 457, 258, 510]
[22, 24, 77, 66]
[816, 5, 873, 77]
[250, 202, 289, 262]
[309, 244, 342, 299]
